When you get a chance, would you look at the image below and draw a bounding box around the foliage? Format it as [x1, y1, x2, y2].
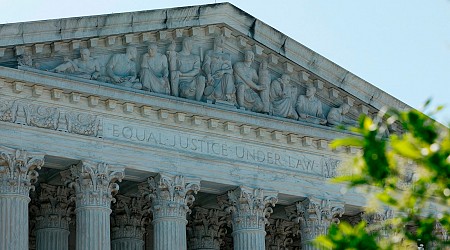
[316, 101, 450, 249]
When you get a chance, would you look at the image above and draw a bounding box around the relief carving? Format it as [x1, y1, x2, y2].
[296, 85, 326, 124]
[234, 51, 266, 112]
[106, 46, 142, 89]
[168, 38, 205, 101]
[270, 74, 298, 119]
[52, 48, 101, 80]
[23, 104, 60, 130]
[65, 112, 101, 137]
[202, 35, 235, 104]
[327, 103, 356, 126]
[0, 100, 18, 122]
[14, 33, 364, 128]
[140, 43, 170, 95]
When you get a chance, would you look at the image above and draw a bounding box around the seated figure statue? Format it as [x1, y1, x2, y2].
[52, 48, 101, 80]
[270, 74, 298, 119]
[202, 35, 235, 103]
[327, 103, 357, 126]
[296, 85, 327, 124]
[140, 43, 170, 95]
[167, 38, 205, 101]
[106, 46, 142, 89]
[233, 51, 266, 112]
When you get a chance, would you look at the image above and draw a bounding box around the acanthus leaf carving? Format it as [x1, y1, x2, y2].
[61, 161, 124, 208]
[0, 146, 45, 195]
[187, 206, 228, 250]
[265, 218, 299, 250]
[143, 174, 200, 219]
[111, 194, 150, 241]
[219, 186, 278, 231]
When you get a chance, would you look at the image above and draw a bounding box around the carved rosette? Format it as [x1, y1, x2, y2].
[62, 161, 124, 208]
[0, 146, 45, 196]
[188, 207, 228, 250]
[265, 218, 299, 250]
[32, 184, 73, 230]
[286, 198, 345, 244]
[219, 186, 278, 232]
[144, 174, 200, 219]
[111, 194, 150, 241]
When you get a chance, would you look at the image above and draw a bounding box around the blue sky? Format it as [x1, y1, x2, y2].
[1, 0, 449, 123]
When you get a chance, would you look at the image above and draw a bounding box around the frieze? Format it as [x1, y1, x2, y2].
[11, 30, 361, 128]
[103, 120, 343, 178]
[0, 99, 102, 138]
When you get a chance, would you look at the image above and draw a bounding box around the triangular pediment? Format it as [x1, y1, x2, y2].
[0, 3, 409, 131]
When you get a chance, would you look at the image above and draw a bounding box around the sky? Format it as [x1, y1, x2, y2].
[1, 0, 449, 124]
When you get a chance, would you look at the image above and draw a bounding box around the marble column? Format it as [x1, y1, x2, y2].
[188, 207, 228, 250]
[218, 186, 278, 250]
[111, 194, 149, 250]
[33, 184, 72, 250]
[144, 174, 200, 250]
[286, 197, 345, 250]
[62, 161, 124, 250]
[0, 147, 44, 250]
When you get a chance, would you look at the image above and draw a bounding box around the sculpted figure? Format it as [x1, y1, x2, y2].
[106, 46, 142, 89]
[52, 48, 100, 80]
[270, 74, 298, 119]
[259, 60, 271, 114]
[140, 43, 170, 95]
[296, 85, 327, 124]
[202, 35, 235, 103]
[327, 103, 356, 126]
[167, 38, 205, 101]
[233, 51, 266, 112]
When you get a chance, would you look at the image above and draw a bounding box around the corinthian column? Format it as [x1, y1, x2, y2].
[218, 186, 278, 250]
[144, 174, 200, 250]
[111, 194, 150, 250]
[0, 146, 44, 250]
[286, 197, 345, 250]
[188, 207, 227, 250]
[62, 161, 124, 250]
[33, 184, 72, 250]
[362, 208, 393, 240]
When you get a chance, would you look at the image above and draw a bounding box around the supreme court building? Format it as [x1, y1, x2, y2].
[0, 3, 431, 250]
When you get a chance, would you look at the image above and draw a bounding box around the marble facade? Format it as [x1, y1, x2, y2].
[0, 2, 437, 250]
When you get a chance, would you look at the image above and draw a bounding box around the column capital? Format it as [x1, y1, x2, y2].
[31, 183, 73, 230]
[188, 207, 228, 249]
[0, 146, 45, 196]
[265, 218, 299, 249]
[144, 173, 200, 219]
[61, 161, 124, 208]
[286, 197, 345, 242]
[111, 194, 150, 241]
[361, 208, 394, 238]
[218, 186, 278, 231]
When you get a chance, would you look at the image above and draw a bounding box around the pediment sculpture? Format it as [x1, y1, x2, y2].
[21, 33, 359, 127]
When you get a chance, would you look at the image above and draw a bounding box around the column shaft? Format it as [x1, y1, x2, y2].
[153, 218, 187, 250]
[232, 230, 265, 250]
[0, 195, 29, 250]
[36, 228, 70, 250]
[111, 239, 145, 250]
[76, 207, 111, 250]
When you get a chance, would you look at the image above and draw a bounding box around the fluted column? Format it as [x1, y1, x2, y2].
[218, 186, 278, 250]
[188, 207, 227, 250]
[0, 147, 44, 250]
[33, 184, 72, 250]
[111, 194, 150, 250]
[286, 197, 345, 250]
[62, 161, 124, 250]
[143, 174, 200, 250]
